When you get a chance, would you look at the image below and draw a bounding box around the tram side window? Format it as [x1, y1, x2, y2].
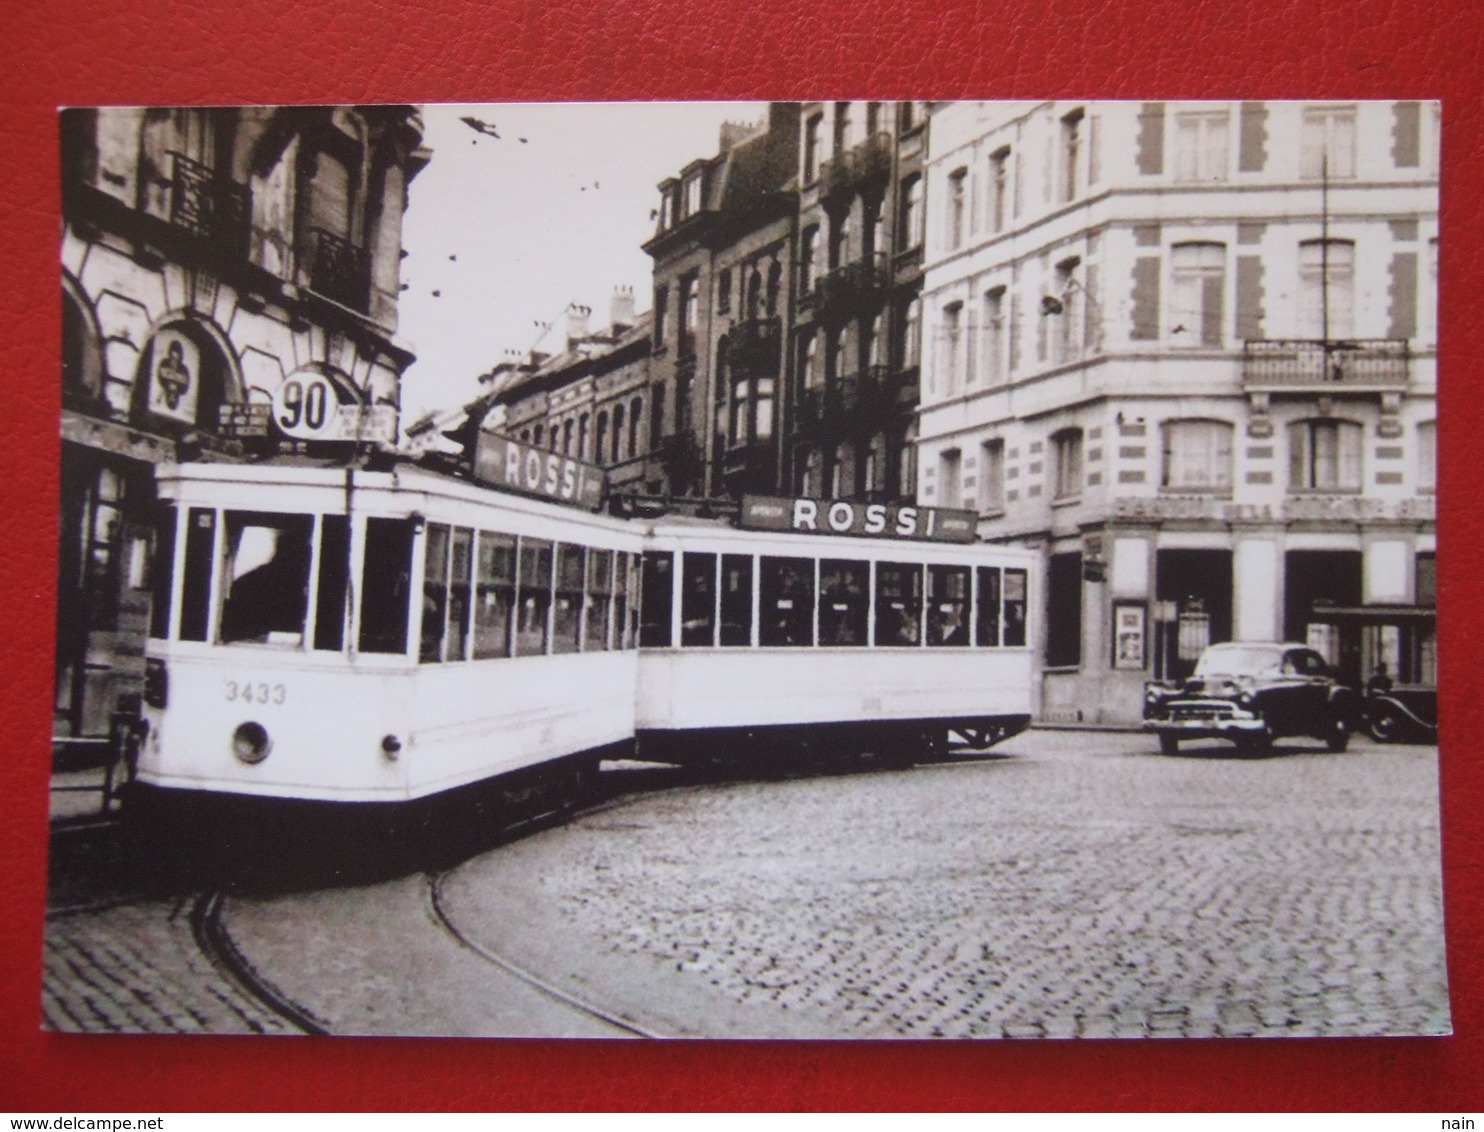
[975, 566, 1002, 647]
[639, 551, 674, 647]
[620, 552, 642, 649]
[360, 517, 415, 655]
[927, 564, 971, 647]
[149, 504, 176, 639]
[474, 531, 517, 659]
[819, 559, 869, 646]
[584, 548, 614, 651]
[759, 556, 815, 647]
[719, 554, 753, 646]
[681, 552, 717, 647]
[1003, 568, 1028, 647]
[553, 543, 585, 654]
[874, 562, 923, 646]
[516, 538, 553, 656]
[313, 515, 349, 652]
[179, 508, 215, 642]
[420, 523, 450, 663]
[448, 528, 473, 661]
[219, 512, 313, 646]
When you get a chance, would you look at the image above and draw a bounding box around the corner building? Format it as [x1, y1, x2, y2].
[58, 106, 427, 742]
[916, 101, 1438, 724]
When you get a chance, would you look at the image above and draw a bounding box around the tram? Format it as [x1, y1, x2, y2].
[633, 496, 1035, 767]
[127, 455, 644, 861]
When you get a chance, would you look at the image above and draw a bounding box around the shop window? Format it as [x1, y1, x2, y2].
[819, 559, 869, 646]
[515, 538, 553, 656]
[1289, 419, 1363, 491]
[1045, 551, 1083, 667]
[220, 512, 313, 647]
[639, 551, 674, 647]
[473, 531, 516, 659]
[927, 564, 971, 647]
[719, 554, 753, 647]
[1162, 419, 1233, 490]
[681, 551, 717, 647]
[874, 562, 923, 646]
[759, 556, 814, 647]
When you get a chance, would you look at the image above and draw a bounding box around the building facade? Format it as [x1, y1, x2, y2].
[58, 105, 428, 741]
[916, 100, 1438, 724]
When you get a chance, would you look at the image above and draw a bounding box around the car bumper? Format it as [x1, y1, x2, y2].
[1143, 716, 1265, 737]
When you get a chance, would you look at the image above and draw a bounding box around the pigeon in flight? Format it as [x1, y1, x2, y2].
[460, 116, 501, 139]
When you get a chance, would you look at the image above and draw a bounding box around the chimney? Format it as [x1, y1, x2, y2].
[566, 303, 592, 349]
[610, 285, 636, 332]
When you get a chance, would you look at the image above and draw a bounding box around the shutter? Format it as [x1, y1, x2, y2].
[1235, 255, 1264, 341]
[1136, 103, 1165, 175]
[1388, 252, 1419, 339]
[1340, 422, 1363, 490]
[1088, 112, 1101, 184]
[1393, 102, 1421, 168]
[1009, 291, 1021, 372]
[1288, 424, 1307, 488]
[1131, 257, 1161, 340]
[1202, 271, 1224, 347]
[1238, 102, 1268, 172]
[1084, 264, 1100, 351]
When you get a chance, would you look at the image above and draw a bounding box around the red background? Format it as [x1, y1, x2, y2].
[3, 0, 1481, 1111]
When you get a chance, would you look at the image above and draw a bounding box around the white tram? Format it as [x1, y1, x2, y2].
[633, 503, 1035, 767]
[130, 458, 643, 857]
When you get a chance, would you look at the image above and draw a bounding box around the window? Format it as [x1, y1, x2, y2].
[866, 312, 887, 369]
[1045, 551, 1082, 667]
[595, 412, 609, 465]
[802, 331, 822, 389]
[679, 273, 699, 355]
[515, 538, 553, 655]
[629, 396, 643, 458]
[639, 550, 673, 647]
[717, 268, 731, 315]
[874, 562, 923, 646]
[681, 171, 703, 217]
[562, 419, 574, 456]
[610, 405, 624, 462]
[865, 102, 882, 136]
[1170, 243, 1226, 347]
[584, 549, 614, 651]
[653, 285, 668, 348]
[804, 114, 823, 182]
[1301, 105, 1357, 179]
[447, 528, 473, 661]
[1418, 420, 1436, 492]
[1052, 428, 1084, 500]
[578, 414, 589, 460]
[657, 187, 673, 232]
[1061, 108, 1085, 202]
[1050, 258, 1082, 363]
[1162, 420, 1234, 490]
[899, 175, 923, 248]
[219, 512, 313, 647]
[473, 531, 516, 659]
[939, 449, 962, 507]
[940, 303, 963, 394]
[359, 516, 414, 655]
[831, 441, 856, 498]
[819, 559, 869, 646]
[759, 556, 814, 646]
[947, 167, 967, 250]
[980, 438, 1005, 511]
[834, 101, 853, 154]
[866, 198, 886, 261]
[927, 565, 971, 647]
[975, 566, 1001, 646]
[800, 226, 819, 292]
[419, 522, 450, 663]
[988, 148, 1010, 233]
[899, 299, 922, 369]
[755, 377, 774, 440]
[982, 288, 1006, 384]
[1174, 110, 1230, 181]
[1289, 419, 1363, 491]
[680, 551, 717, 647]
[552, 543, 585, 654]
[719, 554, 753, 646]
[831, 209, 851, 269]
[1299, 240, 1355, 339]
[313, 515, 349, 652]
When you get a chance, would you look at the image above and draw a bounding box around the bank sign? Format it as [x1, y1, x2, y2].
[474, 431, 607, 511]
[740, 495, 978, 544]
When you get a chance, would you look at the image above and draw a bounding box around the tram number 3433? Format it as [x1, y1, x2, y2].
[225, 680, 288, 705]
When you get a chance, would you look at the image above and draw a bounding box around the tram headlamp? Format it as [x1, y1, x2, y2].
[143, 658, 168, 709]
[231, 721, 272, 764]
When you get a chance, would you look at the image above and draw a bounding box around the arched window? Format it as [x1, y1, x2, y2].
[1289, 418, 1363, 491]
[899, 175, 923, 249]
[578, 413, 589, 460]
[629, 395, 643, 456]
[595, 412, 609, 465]
[62, 287, 103, 405]
[1162, 419, 1234, 489]
[132, 320, 235, 433]
[611, 404, 625, 462]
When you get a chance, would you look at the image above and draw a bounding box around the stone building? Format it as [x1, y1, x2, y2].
[915, 101, 1438, 724]
[58, 105, 428, 742]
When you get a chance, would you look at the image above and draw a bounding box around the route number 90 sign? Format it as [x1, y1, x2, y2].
[270, 373, 396, 444]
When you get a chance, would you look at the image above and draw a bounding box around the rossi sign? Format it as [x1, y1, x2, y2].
[474, 432, 607, 510]
[740, 495, 978, 544]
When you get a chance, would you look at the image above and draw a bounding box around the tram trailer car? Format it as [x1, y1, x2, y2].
[634, 510, 1035, 768]
[128, 460, 644, 868]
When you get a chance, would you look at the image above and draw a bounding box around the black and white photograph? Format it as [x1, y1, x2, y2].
[47, 100, 1446, 1039]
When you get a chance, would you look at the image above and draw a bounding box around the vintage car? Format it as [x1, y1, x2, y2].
[1143, 642, 1358, 755]
[1363, 682, 1438, 743]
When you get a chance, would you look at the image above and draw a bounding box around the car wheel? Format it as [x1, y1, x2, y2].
[1326, 716, 1351, 753]
[1240, 719, 1274, 755]
[1158, 734, 1180, 756]
[1366, 707, 1402, 743]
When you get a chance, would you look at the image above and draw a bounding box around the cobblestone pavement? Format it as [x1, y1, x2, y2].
[437, 731, 1451, 1038]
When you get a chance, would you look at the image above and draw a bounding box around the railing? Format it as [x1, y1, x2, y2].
[819, 132, 893, 200]
[806, 252, 891, 315]
[167, 152, 249, 257]
[725, 318, 782, 375]
[306, 227, 371, 311]
[1242, 339, 1410, 389]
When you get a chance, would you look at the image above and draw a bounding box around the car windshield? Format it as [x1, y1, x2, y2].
[1194, 646, 1285, 676]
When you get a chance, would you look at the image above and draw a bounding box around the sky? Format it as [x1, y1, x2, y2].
[397, 102, 769, 422]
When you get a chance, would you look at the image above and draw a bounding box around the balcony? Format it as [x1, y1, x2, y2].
[306, 227, 371, 311]
[802, 253, 890, 317]
[1242, 339, 1410, 393]
[167, 152, 249, 258]
[726, 318, 782, 376]
[819, 131, 893, 201]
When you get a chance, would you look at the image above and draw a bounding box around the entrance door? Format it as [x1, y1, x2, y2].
[1155, 549, 1233, 681]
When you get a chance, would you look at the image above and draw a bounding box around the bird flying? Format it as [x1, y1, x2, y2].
[460, 116, 501, 139]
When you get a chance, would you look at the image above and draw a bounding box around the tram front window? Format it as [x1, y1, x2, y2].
[219, 512, 314, 646]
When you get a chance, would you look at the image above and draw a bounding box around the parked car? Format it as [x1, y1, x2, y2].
[1362, 681, 1438, 743]
[1143, 642, 1358, 755]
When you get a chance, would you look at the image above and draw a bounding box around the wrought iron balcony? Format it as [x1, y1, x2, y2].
[725, 318, 782, 376]
[1242, 339, 1410, 391]
[805, 252, 891, 316]
[306, 227, 371, 311]
[167, 152, 249, 257]
[819, 132, 893, 201]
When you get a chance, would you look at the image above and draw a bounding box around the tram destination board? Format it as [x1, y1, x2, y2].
[740, 494, 978, 543]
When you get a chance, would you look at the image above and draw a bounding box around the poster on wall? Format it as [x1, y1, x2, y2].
[144, 327, 200, 424]
[1114, 602, 1146, 669]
